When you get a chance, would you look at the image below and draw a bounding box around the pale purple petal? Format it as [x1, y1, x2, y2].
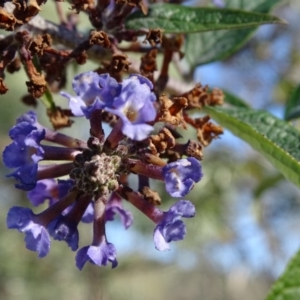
[153, 200, 195, 251]
[153, 227, 170, 251]
[27, 179, 73, 207]
[60, 92, 85, 117]
[167, 200, 196, 219]
[163, 157, 203, 197]
[24, 226, 51, 258]
[7, 206, 51, 257]
[76, 243, 118, 270]
[104, 74, 156, 141]
[106, 194, 133, 229]
[47, 216, 79, 251]
[27, 179, 56, 206]
[7, 164, 38, 191]
[81, 98, 106, 119]
[82, 202, 94, 223]
[161, 219, 186, 242]
[16, 111, 38, 125]
[61, 72, 121, 118]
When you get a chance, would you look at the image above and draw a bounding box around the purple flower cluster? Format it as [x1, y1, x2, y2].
[3, 119, 45, 190]
[3, 72, 203, 270]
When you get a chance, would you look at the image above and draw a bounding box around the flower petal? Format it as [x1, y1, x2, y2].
[7, 206, 51, 257]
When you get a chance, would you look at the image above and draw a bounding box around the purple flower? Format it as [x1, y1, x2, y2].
[76, 242, 118, 270]
[61, 72, 121, 118]
[76, 197, 118, 270]
[27, 179, 74, 207]
[3, 122, 45, 190]
[105, 193, 133, 229]
[47, 194, 93, 250]
[47, 216, 79, 251]
[6, 207, 51, 257]
[81, 202, 94, 223]
[28, 179, 93, 225]
[153, 200, 195, 251]
[16, 111, 38, 125]
[162, 157, 203, 197]
[105, 74, 157, 140]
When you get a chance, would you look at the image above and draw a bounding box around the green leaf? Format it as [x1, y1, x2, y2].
[223, 90, 250, 107]
[266, 249, 300, 300]
[184, 0, 284, 70]
[203, 106, 300, 188]
[284, 84, 300, 121]
[125, 3, 285, 34]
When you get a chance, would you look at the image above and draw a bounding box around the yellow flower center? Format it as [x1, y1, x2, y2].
[125, 107, 138, 122]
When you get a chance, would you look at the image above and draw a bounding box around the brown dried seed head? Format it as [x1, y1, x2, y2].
[195, 116, 224, 147]
[89, 30, 111, 48]
[71, 0, 95, 13]
[26, 81, 46, 98]
[182, 84, 224, 109]
[184, 140, 203, 160]
[209, 88, 224, 106]
[144, 29, 163, 47]
[140, 49, 157, 82]
[158, 95, 187, 128]
[0, 7, 16, 31]
[181, 84, 210, 109]
[13, 0, 43, 24]
[141, 186, 162, 206]
[47, 107, 74, 130]
[149, 127, 176, 154]
[29, 34, 52, 56]
[110, 54, 131, 73]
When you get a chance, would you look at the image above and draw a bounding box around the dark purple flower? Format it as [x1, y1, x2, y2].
[3, 122, 45, 190]
[105, 193, 133, 229]
[61, 72, 121, 118]
[76, 242, 118, 270]
[153, 200, 195, 251]
[6, 207, 51, 257]
[105, 74, 157, 140]
[47, 216, 79, 251]
[162, 157, 203, 197]
[27, 179, 74, 207]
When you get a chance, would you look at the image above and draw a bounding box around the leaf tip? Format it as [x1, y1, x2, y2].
[277, 17, 288, 25]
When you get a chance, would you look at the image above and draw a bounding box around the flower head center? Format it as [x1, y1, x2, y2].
[125, 107, 138, 122]
[70, 150, 121, 196]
